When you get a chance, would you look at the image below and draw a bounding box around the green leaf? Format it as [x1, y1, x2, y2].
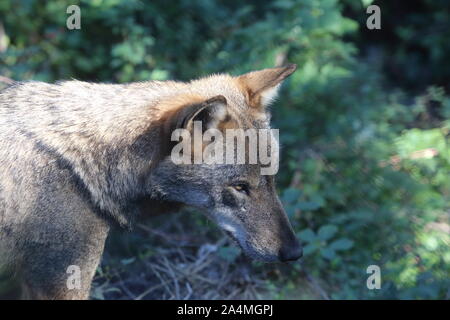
[297, 229, 316, 242]
[296, 201, 321, 211]
[329, 238, 354, 251]
[320, 248, 336, 260]
[282, 188, 302, 204]
[218, 246, 240, 263]
[120, 257, 135, 265]
[303, 243, 318, 256]
[318, 225, 338, 240]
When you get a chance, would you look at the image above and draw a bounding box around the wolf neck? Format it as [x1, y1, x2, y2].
[20, 80, 189, 227]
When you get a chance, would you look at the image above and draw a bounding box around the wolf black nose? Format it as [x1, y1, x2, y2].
[279, 242, 303, 262]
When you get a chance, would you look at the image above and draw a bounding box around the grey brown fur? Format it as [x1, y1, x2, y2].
[0, 65, 301, 299]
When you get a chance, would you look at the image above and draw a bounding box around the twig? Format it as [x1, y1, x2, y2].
[225, 287, 242, 300]
[183, 282, 193, 300]
[161, 256, 181, 299]
[148, 262, 174, 299]
[301, 266, 330, 300]
[137, 223, 187, 246]
[135, 279, 172, 300]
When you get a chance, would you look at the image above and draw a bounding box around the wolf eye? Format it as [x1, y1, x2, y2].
[232, 183, 250, 195]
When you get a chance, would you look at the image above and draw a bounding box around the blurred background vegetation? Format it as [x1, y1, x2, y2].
[0, 0, 449, 299]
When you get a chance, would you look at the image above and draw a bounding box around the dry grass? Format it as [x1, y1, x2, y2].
[89, 186, 330, 300]
[90, 213, 277, 300]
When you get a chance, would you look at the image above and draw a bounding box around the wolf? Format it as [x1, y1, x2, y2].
[0, 64, 302, 299]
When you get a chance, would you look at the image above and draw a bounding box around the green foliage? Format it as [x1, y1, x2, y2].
[298, 225, 354, 260]
[344, 0, 450, 92]
[1, 0, 448, 299]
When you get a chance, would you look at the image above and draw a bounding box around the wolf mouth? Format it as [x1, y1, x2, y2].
[224, 230, 241, 247]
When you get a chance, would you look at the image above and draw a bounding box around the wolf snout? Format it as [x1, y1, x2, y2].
[278, 240, 303, 262]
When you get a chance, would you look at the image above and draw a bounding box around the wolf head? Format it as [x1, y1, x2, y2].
[148, 65, 302, 262]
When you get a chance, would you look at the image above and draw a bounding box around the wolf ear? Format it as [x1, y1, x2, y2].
[163, 95, 228, 137]
[236, 64, 297, 109]
[154, 95, 228, 163]
[176, 95, 228, 131]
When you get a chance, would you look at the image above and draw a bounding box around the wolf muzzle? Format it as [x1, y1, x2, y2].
[278, 239, 303, 262]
